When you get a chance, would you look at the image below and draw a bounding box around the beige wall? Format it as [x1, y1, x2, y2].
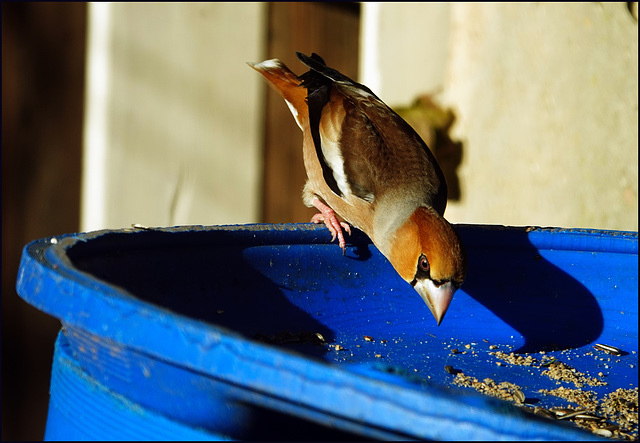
[82, 3, 267, 231]
[82, 3, 637, 232]
[361, 3, 638, 231]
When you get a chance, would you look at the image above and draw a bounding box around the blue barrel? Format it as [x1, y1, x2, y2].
[16, 224, 638, 440]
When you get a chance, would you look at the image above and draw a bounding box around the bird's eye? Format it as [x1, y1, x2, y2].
[418, 255, 430, 273]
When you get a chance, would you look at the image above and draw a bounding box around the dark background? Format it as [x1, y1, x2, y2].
[3, 3, 86, 439]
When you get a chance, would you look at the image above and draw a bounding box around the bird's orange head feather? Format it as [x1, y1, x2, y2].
[388, 207, 466, 324]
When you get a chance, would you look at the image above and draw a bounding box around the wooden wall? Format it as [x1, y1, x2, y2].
[2, 3, 86, 440]
[261, 3, 360, 223]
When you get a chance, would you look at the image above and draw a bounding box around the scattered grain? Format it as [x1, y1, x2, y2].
[453, 372, 527, 405]
[490, 351, 537, 366]
[541, 361, 607, 388]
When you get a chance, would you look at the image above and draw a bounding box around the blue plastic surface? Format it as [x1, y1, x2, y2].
[16, 223, 638, 440]
[45, 331, 225, 441]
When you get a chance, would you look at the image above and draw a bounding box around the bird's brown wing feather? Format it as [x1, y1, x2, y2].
[329, 84, 448, 214]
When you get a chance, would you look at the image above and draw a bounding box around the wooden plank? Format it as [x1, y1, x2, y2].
[2, 3, 86, 440]
[261, 2, 360, 223]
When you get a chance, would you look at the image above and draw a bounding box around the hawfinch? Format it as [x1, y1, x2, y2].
[249, 52, 466, 325]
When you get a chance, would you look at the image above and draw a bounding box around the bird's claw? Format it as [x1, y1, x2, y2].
[310, 211, 351, 254]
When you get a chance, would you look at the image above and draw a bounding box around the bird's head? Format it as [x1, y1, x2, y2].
[387, 206, 467, 325]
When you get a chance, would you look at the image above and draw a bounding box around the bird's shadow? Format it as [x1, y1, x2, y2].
[318, 223, 604, 354]
[454, 225, 604, 353]
[67, 228, 338, 360]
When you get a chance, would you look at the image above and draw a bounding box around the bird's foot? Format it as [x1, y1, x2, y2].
[310, 199, 351, 254]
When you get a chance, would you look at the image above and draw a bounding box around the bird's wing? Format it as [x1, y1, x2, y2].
[297, 52, 447, 213]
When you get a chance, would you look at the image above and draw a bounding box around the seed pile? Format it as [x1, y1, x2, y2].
[539, 386, 599, 409]
[541, 360, 607, 388]
[538, 388, 638, 439]
[453, 373, 525, 404]
[490, 351, 537, 366]
[447, 342, 637, 440]
[599, 388, 638, 436]
[253, 332, 636, 438]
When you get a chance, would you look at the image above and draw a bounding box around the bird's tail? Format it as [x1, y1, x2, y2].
[247, 59, 308, 128]
[296, 51, 348, 84]
[296, 51, 378, 99]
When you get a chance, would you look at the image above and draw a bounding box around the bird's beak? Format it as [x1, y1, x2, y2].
[413, 280, 456, 326]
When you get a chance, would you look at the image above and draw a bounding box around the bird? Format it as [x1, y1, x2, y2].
[248, 52, 466, 325]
